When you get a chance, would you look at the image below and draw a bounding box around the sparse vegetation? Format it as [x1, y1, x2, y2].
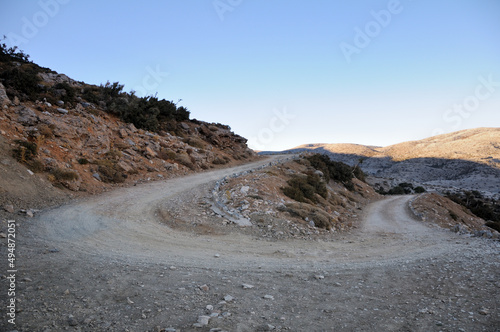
[378, 183, 426, 195]
[446, 191, 500, 223]
[305, 154, 364, 191]
[12, 140, 38, 162]
[50, 168, 79, 181]
[282, 173, 327, 203]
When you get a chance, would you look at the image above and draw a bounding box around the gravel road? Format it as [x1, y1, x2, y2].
[2, 157, 499, 331]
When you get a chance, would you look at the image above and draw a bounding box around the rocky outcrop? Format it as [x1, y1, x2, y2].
[0, 82, 10, 106]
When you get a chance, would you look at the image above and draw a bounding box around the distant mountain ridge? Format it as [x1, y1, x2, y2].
[282, 128, 500, 195]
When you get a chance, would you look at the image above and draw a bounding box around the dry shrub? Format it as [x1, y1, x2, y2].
[37, 123, 55, 138]
[50, 168, 79, 181]
[283, 202, 334, 230]
[98, 164, 126, 183]
[93, 159, 126, 183]
[158, 148, 176, 161]
[212, 157, 227, 165]
[184, 137, 206, 149]
[175, 152, 195, 170]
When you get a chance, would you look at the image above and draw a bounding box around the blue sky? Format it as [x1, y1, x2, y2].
[1, 0, 499, 150]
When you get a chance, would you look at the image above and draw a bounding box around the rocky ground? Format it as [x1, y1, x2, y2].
[1, 157, 499, 332]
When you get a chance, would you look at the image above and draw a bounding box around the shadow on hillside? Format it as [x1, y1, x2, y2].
[260, 147, 500, 195]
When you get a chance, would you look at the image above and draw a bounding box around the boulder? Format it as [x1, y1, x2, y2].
[118, 128, 128, 138]
[16, 106, 38, 126]
[3, 204, 15, 213]
[144, 146, 157, 158]
[0, 82, 11, 106]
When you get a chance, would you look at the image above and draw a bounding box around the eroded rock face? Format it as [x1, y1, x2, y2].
[0, 82, 11, 106]
[16, 106, 39, 126]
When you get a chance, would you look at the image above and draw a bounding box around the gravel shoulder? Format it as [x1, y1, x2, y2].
[2, 156, 499, 331]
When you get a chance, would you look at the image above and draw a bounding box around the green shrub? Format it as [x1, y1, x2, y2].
[305, 154, 363, 191]
[77, 158, 89, 165]
[282, 173, 327, 203]
[0, 65, 42, 101]
[387, 186, 406, 195]
[485, 221, 500, 232]
[414, 186, 426, 193]
[52, 82, 76, 103]
[446, 191, 500, 222]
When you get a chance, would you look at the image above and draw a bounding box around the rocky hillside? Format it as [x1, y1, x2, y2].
[286, 128, 500, 195]
[211, 154, 380, 239]
[0, 46, 255, 214]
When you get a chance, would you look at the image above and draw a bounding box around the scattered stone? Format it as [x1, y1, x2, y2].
[242, 283, 254, 289]
[57, 108, 69, 114]
[234, 218, 252, 227]
[126, 297, 134, 304]
[206, 305, 214, 311]
[214, 254, 220, 258]
[26, 210, 34, 218]
[199, 284, 210, 292]
[314, 275, 325, 280]
[56, 100, 65, 106]
[478, 307, 490, 315]
[263, 294, 274, 300]
[22, 277, 32, 282]
[223, 295, 234, 302]
[240, 185, 250, 194]
[68, 314, 78, 326]
[4, 204, 15, 213]
[64, 289, 70, 295]
[92, 173, 101, 181]
[0, 233, 6, 238]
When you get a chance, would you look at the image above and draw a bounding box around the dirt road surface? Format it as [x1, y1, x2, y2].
[2, 157, 499, 331]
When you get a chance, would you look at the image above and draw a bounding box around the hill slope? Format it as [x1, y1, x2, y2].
[0, 46, 255, 215]
[286, 128, 500, 195]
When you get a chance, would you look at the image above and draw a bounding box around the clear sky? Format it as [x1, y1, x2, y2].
[1, 0, 499, 151]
